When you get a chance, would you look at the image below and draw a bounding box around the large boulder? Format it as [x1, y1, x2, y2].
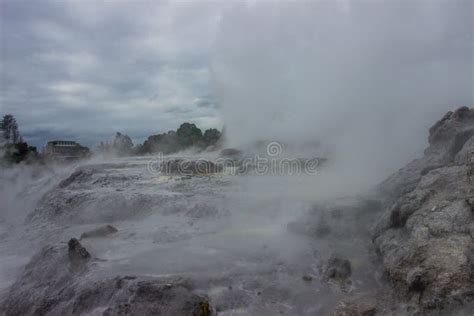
[27, 162, 169, 224]
[373, 107, 474, 311]
[1, 239, 213, 316]
[378, 106, 474, 202]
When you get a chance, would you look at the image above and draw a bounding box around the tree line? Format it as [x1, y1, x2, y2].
[97, 122, 222, 156]
[0, 113, 223, 163]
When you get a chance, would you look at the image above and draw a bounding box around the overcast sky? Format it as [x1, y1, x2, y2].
[1, 0, 228, 148]
[0, 0, 472, 156]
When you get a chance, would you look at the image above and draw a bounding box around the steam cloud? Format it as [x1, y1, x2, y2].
[211, 0, 473, 184]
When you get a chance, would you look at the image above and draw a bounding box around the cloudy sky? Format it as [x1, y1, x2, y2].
[1, 0, 229, 148]
[0, 0, 472, 162]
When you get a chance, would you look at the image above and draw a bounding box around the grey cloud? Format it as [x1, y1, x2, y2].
[195, 95, 219, 109]
[165, 107, 193, 114]
[0, 0, 224, 148]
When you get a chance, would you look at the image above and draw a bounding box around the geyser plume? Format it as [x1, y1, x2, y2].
[212, 0, 473, 185]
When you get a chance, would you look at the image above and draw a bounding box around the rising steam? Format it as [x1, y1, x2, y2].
[211, 0, 473, 185]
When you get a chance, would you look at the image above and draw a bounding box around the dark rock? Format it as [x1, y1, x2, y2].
[68, 238, 90, 262]
[332, 297, 377, 316]
[302, 275, 313, 282]
[453, 106, 473, 120]
[466, 198, 474, 212]
[219, 148, 243, 158]
[407, 267, 426, 293]
[59, 167, 97, 188]
[160, 159, 222, 175]
[324, 255, 352, 280]
[80, 225, 118, 239]
[389, 205, 403, 228]
[1, 241, 213, 316]
[192, 300, 212, 316]
[428, 111, 454, 144]
[185, 203, 219, 219]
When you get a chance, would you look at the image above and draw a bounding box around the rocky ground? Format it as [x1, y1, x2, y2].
[0, 107, 472, 315]
[372, 106, 474, 315]
[0, 155, 386, 315]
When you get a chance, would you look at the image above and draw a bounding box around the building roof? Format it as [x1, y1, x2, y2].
[47, 140, 79, 147]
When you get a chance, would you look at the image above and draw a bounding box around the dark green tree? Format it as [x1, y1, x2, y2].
[176, 123, 203, 147]
[9, 142, 38, 163]
[112, 132, 134, 156]
[0, 114, 20, 144]
[138, 123, 221, 155]
[0, 114, 38, 164]
[203, 128, 221, 147]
